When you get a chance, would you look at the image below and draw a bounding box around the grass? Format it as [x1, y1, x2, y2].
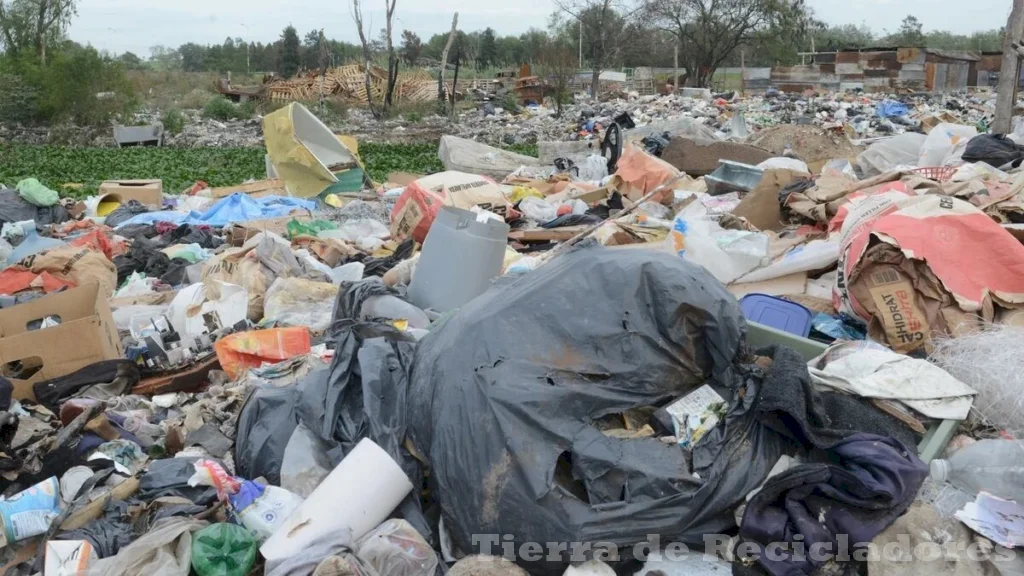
[0, 141, 530, 197]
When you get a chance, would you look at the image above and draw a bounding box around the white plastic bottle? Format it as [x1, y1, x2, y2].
[930, 439, 1024, 503]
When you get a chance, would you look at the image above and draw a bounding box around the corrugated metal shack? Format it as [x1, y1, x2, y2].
[770, 48, 980, 93]
[975, 52, 1024, 88]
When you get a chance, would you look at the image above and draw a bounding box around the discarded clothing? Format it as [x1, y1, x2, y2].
[114, 194, 315, 228]
[160, 224, 223, 249]
[34, 361, 138, 411]
[739, 433, 928, 576]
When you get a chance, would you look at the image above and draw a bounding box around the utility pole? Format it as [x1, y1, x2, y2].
[740, 48, 746, 97]
[674, 44, 679, 93]
[995, 0, 1024, 134]
[578, 18, 583, 68]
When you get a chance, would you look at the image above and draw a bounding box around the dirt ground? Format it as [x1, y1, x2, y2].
[750, 124, 863, 163]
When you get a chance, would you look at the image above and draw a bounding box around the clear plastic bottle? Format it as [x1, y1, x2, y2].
[930, 439, 1024, 502]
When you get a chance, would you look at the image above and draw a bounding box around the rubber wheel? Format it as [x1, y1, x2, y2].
[601, 123, 623, 173]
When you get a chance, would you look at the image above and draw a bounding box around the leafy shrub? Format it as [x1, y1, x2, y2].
[180, 88, 214, 110]
[5, 44, 138, 126]
[405, 111, 422, 123]
[237, 100, 257, 119]
[203, 97, 239, 121]
[161, 109, 186, 135]
[0, 73, 38, 124]
[499, 92, 522, 114]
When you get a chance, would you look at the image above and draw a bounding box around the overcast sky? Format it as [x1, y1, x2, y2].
[71, 0, 1013, 56]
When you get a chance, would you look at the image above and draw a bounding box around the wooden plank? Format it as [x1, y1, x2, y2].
[508, 227, 587, 241]
[60, 477, 141, 530]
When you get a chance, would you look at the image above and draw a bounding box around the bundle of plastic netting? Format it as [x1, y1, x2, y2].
[930, 325, 1024, 437]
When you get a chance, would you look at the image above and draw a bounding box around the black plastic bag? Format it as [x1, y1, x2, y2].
[408, 247, 777, 573]
[138, 457, 219, 505]
[234, 386, 300, 485]
[103, 200, 151, 228]
[962, 134, 1024, 169]
[0, 189, 70, 225]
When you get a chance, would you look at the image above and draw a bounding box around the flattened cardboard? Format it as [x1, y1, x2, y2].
[732, 169, 802, 231]
[97, 180, 163, 208]
[0, 283, 122, 400]
[728, 272, 808, 298]
[209, 179, 286, 199]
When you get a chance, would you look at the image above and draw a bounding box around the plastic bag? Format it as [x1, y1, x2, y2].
[756, 157, 810, 173]
[167, 282, 248, 340]
[116, 272, 158, 297]
[230, 481, 303, 542]
[16, 177, 59, 207]
[280, 423, 334, 498]
[188, 460, 241, 502]
[263, 277, 339, 333]
[191, 523, 257, 576]
[918, 123, 977, 167]
[331, 262, 365, 285]
[357, 519, 439, 576]
[286, 219, 337, 239]
[518, 197, 558, 223]
[857, 133, 926, 177]
[319, 219, 390, 252]
[88, 517, 207, 576]
[669, 200, 769, 284]
[214, 327, 312, 380]
[961, 134, 1024, 170]
[576, 155, 609, 181]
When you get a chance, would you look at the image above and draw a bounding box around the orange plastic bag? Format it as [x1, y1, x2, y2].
[610, 145, 681, 203]
[214, 327, 311, 379]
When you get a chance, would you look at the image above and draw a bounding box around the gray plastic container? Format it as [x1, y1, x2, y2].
[408, 207, 510, 312]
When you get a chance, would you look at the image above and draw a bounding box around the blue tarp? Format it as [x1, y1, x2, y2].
[114, 193, 315, 228]
[876, 100, 909, 118]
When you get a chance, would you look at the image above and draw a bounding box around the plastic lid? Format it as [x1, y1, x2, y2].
[930, 459, 949, 483]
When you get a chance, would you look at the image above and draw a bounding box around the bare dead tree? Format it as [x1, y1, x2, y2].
[383, 0, 398, 111]
[553, 0, 637, 98]
[644, 0, 809, 87]
[351, 0, 378, 118]
[449, 43, 461, 123]
[438, 12, 459, 117]
[542, 40, 577, 118]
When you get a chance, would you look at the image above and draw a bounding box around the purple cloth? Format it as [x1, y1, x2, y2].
[739, 433, 928, 575]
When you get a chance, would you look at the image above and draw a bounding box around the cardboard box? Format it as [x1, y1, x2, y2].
[45, 540, 97, 576]
[97, 179, 163, 208]
[0, 283, 122, 400]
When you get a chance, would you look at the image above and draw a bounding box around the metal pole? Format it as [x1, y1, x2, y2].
[674, 44, 679, 93]
[740, 48, 746, 97]
[579, 19, 583, 68]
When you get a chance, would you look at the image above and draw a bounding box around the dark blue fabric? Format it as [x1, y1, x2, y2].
[739, 433, 928, 576]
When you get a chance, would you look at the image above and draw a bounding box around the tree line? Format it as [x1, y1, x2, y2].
[124, 13, 1004, 84]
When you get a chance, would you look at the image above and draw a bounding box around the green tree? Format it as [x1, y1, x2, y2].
[0, 0, 78, 63]
[280, 25, 301, 77]
[478, 27, 498, 68]
[119, 51, 142, 70]
[887, 15, 925, 46]
[400, 29, 422, 65]
[302, 28, 321, 69]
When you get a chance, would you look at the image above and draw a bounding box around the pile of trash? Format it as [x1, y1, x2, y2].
[3, 99, 1024, 576]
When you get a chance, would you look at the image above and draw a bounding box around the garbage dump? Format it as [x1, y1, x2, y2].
[2, 89, 1024, 576]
